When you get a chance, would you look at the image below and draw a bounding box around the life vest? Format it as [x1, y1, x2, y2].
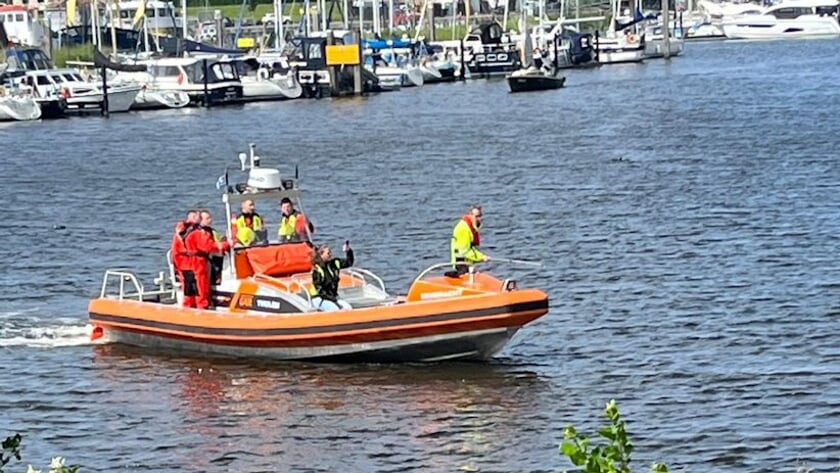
[309, 260, 341, 299]
[235, 213, 263, 231]
[234, 213, 263, 246]
[462, 214, 481, 247]
[279, 211, 309, 240]
[450, 215, 485, 264]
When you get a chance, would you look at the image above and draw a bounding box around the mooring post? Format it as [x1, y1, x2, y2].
[203, 58, 210, 107]
[459, 38, 466, 81]
[100, 65, 110, 117]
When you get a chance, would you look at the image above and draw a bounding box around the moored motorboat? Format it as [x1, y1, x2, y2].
[88, 145, 550, 363]
[507, 67, 566, 93]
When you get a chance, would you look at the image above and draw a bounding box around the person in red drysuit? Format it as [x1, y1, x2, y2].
[171, 210, 199, 273]
[183, 210, 231, 309]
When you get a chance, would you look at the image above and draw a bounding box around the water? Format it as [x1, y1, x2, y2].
[2, 38, 840, 472]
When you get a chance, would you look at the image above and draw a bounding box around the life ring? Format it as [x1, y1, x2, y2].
[258, 68, 270, 80]
[627, 33, 639, 44]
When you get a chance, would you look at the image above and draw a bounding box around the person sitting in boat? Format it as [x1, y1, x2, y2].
[447, 204, 489, 277]
[183, 210, 233, 310]
[278, 197, 314, 243]
[233, 199, 266, 247]
[310, 241, 354, 311]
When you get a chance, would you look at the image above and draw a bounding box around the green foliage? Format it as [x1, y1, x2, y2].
[50, 44, 95, 68]
[559, 400, 669, 473]
[1, 434, 22, 471]
[1, 435, 81, 473]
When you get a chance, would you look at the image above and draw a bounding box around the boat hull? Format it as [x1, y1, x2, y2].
[36, 97, 67, 118]
[644, 38, 685, 58]
[0, 95, 42, 121]
[88, 290, 549, 363]
[507, 74, 566, 93]
[96, 325, 521, 362]
[722, 16, 840, 40]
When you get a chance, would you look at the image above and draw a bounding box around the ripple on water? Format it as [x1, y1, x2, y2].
[1, 39, 840, 473]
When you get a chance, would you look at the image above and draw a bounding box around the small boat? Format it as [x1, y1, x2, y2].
[507, 67, 566, 93]
[506, 21, 567, 93]
[88, 145, 550, 363]
[232, 57, 303, 101]
[364, 40, 425, 89]
[132, 88, 191, 109]
[415, 43, 458, 84]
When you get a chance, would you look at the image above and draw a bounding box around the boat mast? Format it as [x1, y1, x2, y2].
[273, 0, 282, 50]
[372, 0, 380, 36]
[109, 0, 119, 57]
[465, 0, 471, 36]
[413, 0, 427, 41]
[662, 0, 670, 58]
[304, 0, 311, 35]
[388, 0, 394, 34]
[451, 0, 456, 39]
[182, 0, 188, 41]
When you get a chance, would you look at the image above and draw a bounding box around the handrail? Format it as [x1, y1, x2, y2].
[100, 270, 145, 301]
[344, 267, 387, 294]
[412, 261, 467, 285]
[289, 273, 314, 307]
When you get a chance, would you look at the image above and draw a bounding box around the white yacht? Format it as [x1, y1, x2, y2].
[721, 0, 840, 39]
[115, 57, 244, 106]
[363, 45, 425, 89]
[21, 68, 141, 113]
[685, 1, 764, 39]
[595, 31, 646, 64]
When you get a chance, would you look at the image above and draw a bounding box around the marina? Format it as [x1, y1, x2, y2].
[1, 0, 837, 120]
[1, 3, 840, 472]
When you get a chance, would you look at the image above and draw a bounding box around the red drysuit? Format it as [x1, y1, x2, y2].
[183, 227, 231, 309]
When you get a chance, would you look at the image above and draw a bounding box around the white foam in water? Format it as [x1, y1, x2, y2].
[0, 314, 94, 348]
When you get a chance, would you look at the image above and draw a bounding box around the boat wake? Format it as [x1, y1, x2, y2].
[0, 310, 93, 348]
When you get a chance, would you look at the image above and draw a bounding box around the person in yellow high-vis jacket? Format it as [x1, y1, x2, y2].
[233, 199, 265, 246]
[278, 197, 314, 242]
[449, 204, 490, 276]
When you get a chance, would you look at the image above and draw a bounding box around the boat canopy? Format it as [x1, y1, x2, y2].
[363, 38, 416, 50]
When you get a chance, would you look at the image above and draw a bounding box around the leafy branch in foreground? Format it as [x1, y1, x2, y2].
[1, 434, 81, 473]
[1, 434, 22, 471]
[560, 399, 668, 473]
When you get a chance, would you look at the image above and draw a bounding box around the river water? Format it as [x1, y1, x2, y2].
[2, 38, 839, 472]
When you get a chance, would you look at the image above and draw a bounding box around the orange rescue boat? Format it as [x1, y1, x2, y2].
[88, 145, 549, 362]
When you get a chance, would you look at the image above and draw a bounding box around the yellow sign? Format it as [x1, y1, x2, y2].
[237, 37, 256, 49]
[326, 44, 361, 66]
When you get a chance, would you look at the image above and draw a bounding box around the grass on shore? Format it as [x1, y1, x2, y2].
[51, 43, 95, 67]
